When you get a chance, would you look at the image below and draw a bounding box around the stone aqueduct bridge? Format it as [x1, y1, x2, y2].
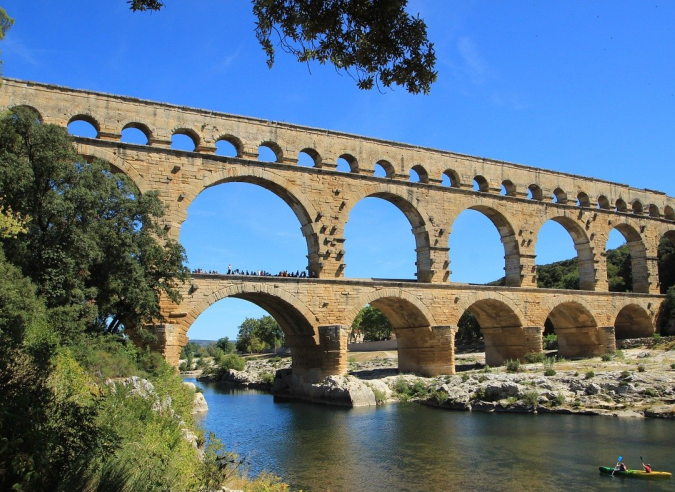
[2, 79, 674, 380]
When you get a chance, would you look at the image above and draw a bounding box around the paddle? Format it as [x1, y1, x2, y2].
[611, 456, 623, 477]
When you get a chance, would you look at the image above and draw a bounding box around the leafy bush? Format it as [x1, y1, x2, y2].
[479, 375, 488, 383]
[372, 388, 387, 404]
[523, 390, 539, 406]
[395, 377, 412, 398]
[551, 392, 565, 406]
[504, 359, 521, 373]
[261, 372, 275, 385]
[430, 390, 448, 405]
[179, 361, 189, 372]
[473, 387, 486, 401]
[585, 370, 595, 379]
[644, 388, 657, 397]
[411, 380, 428, 398]
[637, 364, 646, 373]
[620, 370, 631, 379]
[461, 374, 470, 382]
[482, 365, 492, 373]
[601, 353, 612, 362]
[543, 334, 558, 350]
[525, 352, 546, 363]
[671, 363, 675, 370]
[543, 357, 556, 376]
[219, 354, 246, 372]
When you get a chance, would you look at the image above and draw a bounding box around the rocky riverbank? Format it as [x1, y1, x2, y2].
[196, 342, 675, 418]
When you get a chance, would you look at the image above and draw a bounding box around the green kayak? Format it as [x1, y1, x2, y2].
[599, 466, 672, 479]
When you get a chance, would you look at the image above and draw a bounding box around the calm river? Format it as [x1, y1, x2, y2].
[187, 378, 675, 492]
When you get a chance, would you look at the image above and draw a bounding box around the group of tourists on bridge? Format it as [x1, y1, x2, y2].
[191, 266, 317, 278]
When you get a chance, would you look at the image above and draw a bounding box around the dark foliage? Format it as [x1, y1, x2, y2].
[0, 107, 189, 335]
[127, 0, 437, 94]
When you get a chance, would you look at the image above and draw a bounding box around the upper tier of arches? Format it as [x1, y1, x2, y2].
[2, 77, 672, 222]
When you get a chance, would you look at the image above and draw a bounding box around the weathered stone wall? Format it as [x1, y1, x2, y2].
[165, 274, 661, 376]
[2, 78, 671, 379]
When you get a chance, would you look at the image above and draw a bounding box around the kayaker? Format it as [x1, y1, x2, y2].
[643, 463, 652, 473]
[617, 462, 627, 472]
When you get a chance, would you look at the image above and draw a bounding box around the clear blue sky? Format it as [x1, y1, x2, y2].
[2, 1, 674, 340]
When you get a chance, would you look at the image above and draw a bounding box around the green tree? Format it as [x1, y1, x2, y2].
[128, 0, 436, 94]
[216, 336, 236, 354]
[0, 107, 189, 336]
[456, 310, 481, 342]
[0, 7, 13, 74]
[235, 316, 284, 353]
[658, 237, 675, 294]
[351, 306, 392, 341]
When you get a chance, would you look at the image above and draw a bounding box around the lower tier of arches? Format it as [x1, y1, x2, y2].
[142, 276, 664, 381]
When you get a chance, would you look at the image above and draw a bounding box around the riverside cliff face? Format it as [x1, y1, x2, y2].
[193, 342, 675, 417]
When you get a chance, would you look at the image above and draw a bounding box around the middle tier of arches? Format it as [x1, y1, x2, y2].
[77, 141, 674, 294]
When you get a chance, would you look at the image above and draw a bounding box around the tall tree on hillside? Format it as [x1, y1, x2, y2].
[128, 0, 437, 94]
[0, 107, 189, 337]
[0, 7, 13, 74]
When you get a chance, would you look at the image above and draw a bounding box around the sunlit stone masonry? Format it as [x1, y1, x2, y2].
[2, 78, 673, 381]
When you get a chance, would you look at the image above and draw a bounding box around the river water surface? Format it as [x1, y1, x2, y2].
[187, 378, 675, 492]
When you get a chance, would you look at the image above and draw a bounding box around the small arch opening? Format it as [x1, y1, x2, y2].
[528, 184, 543, 201]
[648, 204, 660, 218]
[298, 148, 321, 167]
[410, 165, 429, 183]
[665, 206, 675, 221]
[442, 169, 460, 188]
[215, 136, 242, 157]
[258, 142, 282, 163]
[121, 125, 149, 145]
[615, 198, 628, 213]
[631, 200, 644, 215]
[337, 154, 358, 173]
[552, 188, 567, 204]
[171, 129, 198, 151]
[10, 105, 42, 123]
[500, 180, 516, 197]
[68, 115, 99, 138]
[473, 175, 489, 192]
[577, 192, 590, 207]
[374, 160, 394, 178]
[597, 195, 610, 210]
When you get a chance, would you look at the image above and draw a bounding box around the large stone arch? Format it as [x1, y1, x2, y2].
[345, 288, 450, 375]
[344, 184, 433, 281]
[345, 287, 436, 330]
[453, 294, 537, 366]
[74, 142, 150, 194]
[449, 204, 522, 287]
[534, 215, 596, 290]
[613, 303, 654, 339]
[607, 223, 650, 293]
[180, 281, 322, 377]
[179, 166, 322, 274]
[541, 300, 613, 358]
